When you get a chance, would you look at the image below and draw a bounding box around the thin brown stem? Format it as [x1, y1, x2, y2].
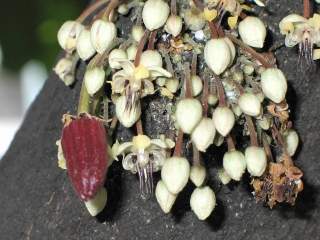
[202, 78, 209, 117]
[227, 134, 236, 151]
[208, 21, 219, 39]
[102, 0, 120, 20]
[226, 34, 273, 68]
[134, 30, 150, 67]
[192, 144, 201, 166]
[245, 115, 259, 147]
[191, 53, 198, 76]
[147, 30, 158, 50]
[216, 24, 225, 38]
[171, 0, 177, 16]
[303, 0, 311, 18]
[173, 130, 184, 157]
[192, 0, 204, 10]
[215, 76, 226, 107]
[136, 119, 144, 135]
[262, 133, 274, 162]
[77, 0, 109, 22]
[271, 125, 294, 166]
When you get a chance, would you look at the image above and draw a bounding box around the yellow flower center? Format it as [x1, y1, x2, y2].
[203, 8, 218, 22]
[134, 64, 150, 80]
[132, 135, 151, 150]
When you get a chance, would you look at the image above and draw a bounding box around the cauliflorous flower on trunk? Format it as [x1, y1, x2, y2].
[112, 59, 172, 127]
[113, 134, 175, 199]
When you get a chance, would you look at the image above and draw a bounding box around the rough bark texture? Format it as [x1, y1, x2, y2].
[1, 1, 320, 239]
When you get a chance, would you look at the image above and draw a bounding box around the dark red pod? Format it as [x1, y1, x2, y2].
[61, 114, 108, 201]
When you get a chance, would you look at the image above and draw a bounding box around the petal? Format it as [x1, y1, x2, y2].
[117, 59, 135, 75]
[148, 66, 172, 79]
[142, 79, 155, 97]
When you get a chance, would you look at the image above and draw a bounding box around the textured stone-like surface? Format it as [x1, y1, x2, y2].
[0, 1, 320, 239]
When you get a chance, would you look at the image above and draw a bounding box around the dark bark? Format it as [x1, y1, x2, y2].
[1, 1, 320, 239]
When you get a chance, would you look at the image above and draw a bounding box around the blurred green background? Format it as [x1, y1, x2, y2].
[0, 0, 87, 71]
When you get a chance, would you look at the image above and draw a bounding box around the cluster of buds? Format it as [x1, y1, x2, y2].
[55, 0, 304, 221]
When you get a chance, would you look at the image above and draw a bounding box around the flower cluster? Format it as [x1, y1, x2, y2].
[55, 0, 304, 221]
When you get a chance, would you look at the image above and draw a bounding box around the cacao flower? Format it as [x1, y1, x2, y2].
[61, 114, 108, 201]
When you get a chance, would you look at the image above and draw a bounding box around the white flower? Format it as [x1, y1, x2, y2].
[279, 14, 307, 35]
[238, 93, 261, 117]
[115, 95, 141, 128]
[76, 29, 96, 61]
[284, 129, 299, 156]
[261, 68, 287, 103]
[191, 118, 216, 152]
[84, 67, 105, 96]
[91, 20, 117, 54]
[161, 157, 190, 194]
[204, 39, 232, 75]
[155, 180, 177, 213]
[109, 49, 128, 69]
[84, 188, 107, 216]
[245, 146, 267, 177]
[239, 16, 266, 48]
[165, 15, 183, 37]
[57, 21, 84, 53]
[190, 165, 206, 187]
[213, 107, 235, 137]
[190, 186, 216, 220]
[114, 134, 174, 199]
[175, 99, 203, 134]
[142, 0, 170, 31]
[223, 150, 246, 181]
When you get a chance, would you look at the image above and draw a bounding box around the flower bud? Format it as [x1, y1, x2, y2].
[142, 0, 170, 31]
[223, 37, 236, 66]
[140, 50, 163, 68]
[238, 93, 261, 117]
[190, 186, 216, 220]
[232, 104, 242, 117]
[284, 129, 299, 156]
[191, 75, 203, 97]
[132, 25, 145, 42]
[115, 96, 142, 128]
[184, 9, 206, 31]
[165, 78, 179, 93]
[239, 16, 266, 48]
[126, 44, 138, 60]
[261, 68, 287, 103]
[213, 107, 235, 137]
[161, 157, 190, 194]
[223, 150, 246, 181]
[84, 67, 105, 95]
[245, 146, 267, 177]
[175, 99, 203, 134]
[57, 21, 84, 53]
[204, 39, 231, 75]
[191, 118, 216, 152]
[165, 15, 183, 37]
[208, 94, 218, 106]
[84, 188, 107, 216]
[76, 29, 96, 61]
[108, 49, 127, 69]
[117, 3, 129, 15]
[91, 20, 117, 54]
[156, 77, 167, 87]
[243, 64, 255, 75]
[217, 168, 231, 184]
[155, 180, 177, 213]
[190, 165, 206, 187]
[53, 57, 74, 86]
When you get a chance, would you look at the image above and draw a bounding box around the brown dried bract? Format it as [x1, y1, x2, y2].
[252, 161, 303, 208]
[267, 101, 289, 123]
